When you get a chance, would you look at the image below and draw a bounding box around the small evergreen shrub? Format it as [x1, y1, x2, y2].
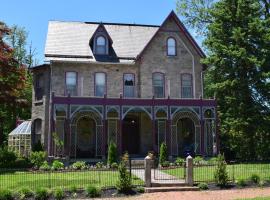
[40, 161, 51, 171]
[0, 147, 17, 168]
[107, 141, 118, 166]
[250, 174, 260, 184]
[30, 151, 46, 169]
[85, 185, 100, 198]
[136, 186, 145, 193]
[159, 142, 168, 166]
[53, 188, 64, 200]
[17, 187, 33, 200]
[236, 179, 247, 187]
[175, 157, 185, 166]
[51, 160, 64, 170]
[0, 189, 13, 200]
[111, 162, 118, 169]
[116, 161, 132, 193]
[34, 188, 49, 200]
[198, 183, 208, 190]
[214, 154, 229, 188]
[71, 161, 87, 170]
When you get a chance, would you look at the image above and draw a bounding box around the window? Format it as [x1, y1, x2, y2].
[95, 72, 106, 97]
[167, 37, 176, 56]
[35, 73, 44, 100]
[95, 35, 107, 55]
[153, 73, 165, 98]
[181, 74, 193, 98]
[123, 73, 135, 98]
[65, 72, 77, 96]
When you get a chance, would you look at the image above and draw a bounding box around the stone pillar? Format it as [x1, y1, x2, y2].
[186, 155, 194, 186]
[144, 155, 152, 187]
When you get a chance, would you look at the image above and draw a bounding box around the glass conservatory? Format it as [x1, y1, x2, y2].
[8, 120, 32, 157]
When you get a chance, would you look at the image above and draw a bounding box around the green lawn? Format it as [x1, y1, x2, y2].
[0, 169, 143, 190]
[164, 163, 270, 182]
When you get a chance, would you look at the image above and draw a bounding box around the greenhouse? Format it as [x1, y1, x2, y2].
[8, 120, 32, 157]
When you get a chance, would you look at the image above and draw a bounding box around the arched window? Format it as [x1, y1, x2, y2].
[153, 73, 165, 98]
[167, 37, 176, 56]
[95, 35, 107, 55]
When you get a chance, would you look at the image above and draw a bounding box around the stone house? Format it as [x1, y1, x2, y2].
[31, 11, 218, 160]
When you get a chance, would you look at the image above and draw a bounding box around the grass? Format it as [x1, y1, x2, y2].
[164, 163, 270, 183]
[0, 169, 143, 190]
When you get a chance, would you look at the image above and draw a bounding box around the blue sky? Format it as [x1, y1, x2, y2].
[1, 0, 200, 64]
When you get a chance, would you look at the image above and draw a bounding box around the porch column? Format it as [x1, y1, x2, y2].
[66, 97, 71, 158]
[118, 95, 123, 155]
[166, 119, 172, 158]
[200, 98, 205, 155]
[152, 119, 156, 152]
[48, 92, 55, 156]
[102, 119, 107, 159]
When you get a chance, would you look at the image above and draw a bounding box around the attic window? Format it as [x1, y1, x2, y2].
[167, 37, 176, 56]
[95, 35, 107, 55]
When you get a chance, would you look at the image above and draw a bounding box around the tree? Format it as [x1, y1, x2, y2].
[159, 142, 168, 166]
[176, 0, 270, 160]
[214, 154, 229, 187]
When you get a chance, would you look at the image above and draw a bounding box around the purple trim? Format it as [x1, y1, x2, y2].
[166, 37, 177, 56]
[181, 73, 193, 99]
[123, 73, 135, 98]
[152, 72, 165, 98]
[94, 72, 107, 97]
[65, 71, 78, 96]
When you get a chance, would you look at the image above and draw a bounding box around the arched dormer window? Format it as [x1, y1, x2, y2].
[95, 35, 107, 55]
[167, 37, 176, 56]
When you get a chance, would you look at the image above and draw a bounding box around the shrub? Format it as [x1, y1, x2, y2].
[161, 161, 170, 168]
[208, 157, 218, 164]
[0, 147, 17, 168]
[111, 162, 118, 169]
[0, 189, 13, 200]
[34, 188, 49, 200]
[32, 140, 43, 152]
[258, 180, 266, 187]
[236, 179, 247, 187]
[17, 187, 34, 200]
[52, 160, 64, 171]
[53, 188, 64, 200]
[198, 183, 208, 190]
[159, 142, 168, 166]
[214, 154, 229, 188]
[122, 152, 129, 163]
[40, 161, 51, 171]
[175, 157, 185, 166]
[250, 174, 260, 184]
[96, 162, 104, 169]
[193, 156, 204, 165]
[67, 185, 77, 194]
[116, 161, 132, 193]
[85, 185, 100, 198]
[72, 161, 87, 170]
[30, 151, 46, 169]
[107, 141, 118, 166]
[14, 157, 32, 168]
[136, 186, 145, 193]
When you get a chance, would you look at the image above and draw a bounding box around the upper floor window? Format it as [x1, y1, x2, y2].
[123, 73, 135, 98]
[35, 73, 44, 100]
[181, 74, 193, 98]
[95, 35, 107, 55]
[153, 73, 165, 98]
[95, 72, 106, 97]
[167, 37, 176, 56]
[66, 72, 77, 96]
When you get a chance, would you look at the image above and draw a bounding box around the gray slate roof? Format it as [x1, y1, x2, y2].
[45, 21, 159, 63]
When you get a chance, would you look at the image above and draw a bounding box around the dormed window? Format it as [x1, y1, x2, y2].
[167, 37, 176, 56]
[153, 73, 165, 98]
[181, 74, 193, 98]
[65, 72, 77, 96]
[123, 73, 135, 98]
[95, 35, 107, 55]
[95, 72, 106, 97]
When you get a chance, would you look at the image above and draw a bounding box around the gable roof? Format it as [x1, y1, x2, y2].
[44, 11, 205, 63]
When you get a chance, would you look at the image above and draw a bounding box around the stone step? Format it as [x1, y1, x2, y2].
[145, 186, 199, 193]
[151, 182, 187, 187]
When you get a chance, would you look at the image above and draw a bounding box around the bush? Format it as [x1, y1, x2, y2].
[161, 161, 170, 168]
[52, 160, 64, 171]
[208, 157, 218, 164]
[34, 188, 49, 200]
[258, 180, 266, 187]
[250, 174, 260, 184]
[53, 188, 64, 200]
[14, 157, 32, 168]
[193, 156, 204, 165]
[30, 151, 46, 169]
[214, 154, 229, 188]
[136, 186, 145, 193]
[198, 183, 208, 190]
[116, 161, 132, 193]
[107, 141, 118, 166]
[67, 185, 77, 194]
[111, 162, 118, 169]
[17, 187, 34, 200]
[175, 157, 185, 166]
[32, 140, 43, 152]
[159, 142, 168, 166]
[85, 185, 100, 198]
[71, 161, 87, 170]
[40, 161, 51, 171]
[236, 179, 247, 187]
[0, 189, 13, 200]
[95, 162, 104, 169]
[0, 147, 17, 168]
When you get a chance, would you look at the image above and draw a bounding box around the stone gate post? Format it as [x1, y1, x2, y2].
[186, 155, 194, 186]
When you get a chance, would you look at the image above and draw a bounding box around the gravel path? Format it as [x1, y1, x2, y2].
[102, 187, 270, 200]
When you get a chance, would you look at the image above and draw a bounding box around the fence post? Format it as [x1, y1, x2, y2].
[144, 155, 152, 187]
[186, 155, 194, 186]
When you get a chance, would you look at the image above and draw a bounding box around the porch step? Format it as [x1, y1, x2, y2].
[145, 186, 199, 193]
[151, 182, 187, 187]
